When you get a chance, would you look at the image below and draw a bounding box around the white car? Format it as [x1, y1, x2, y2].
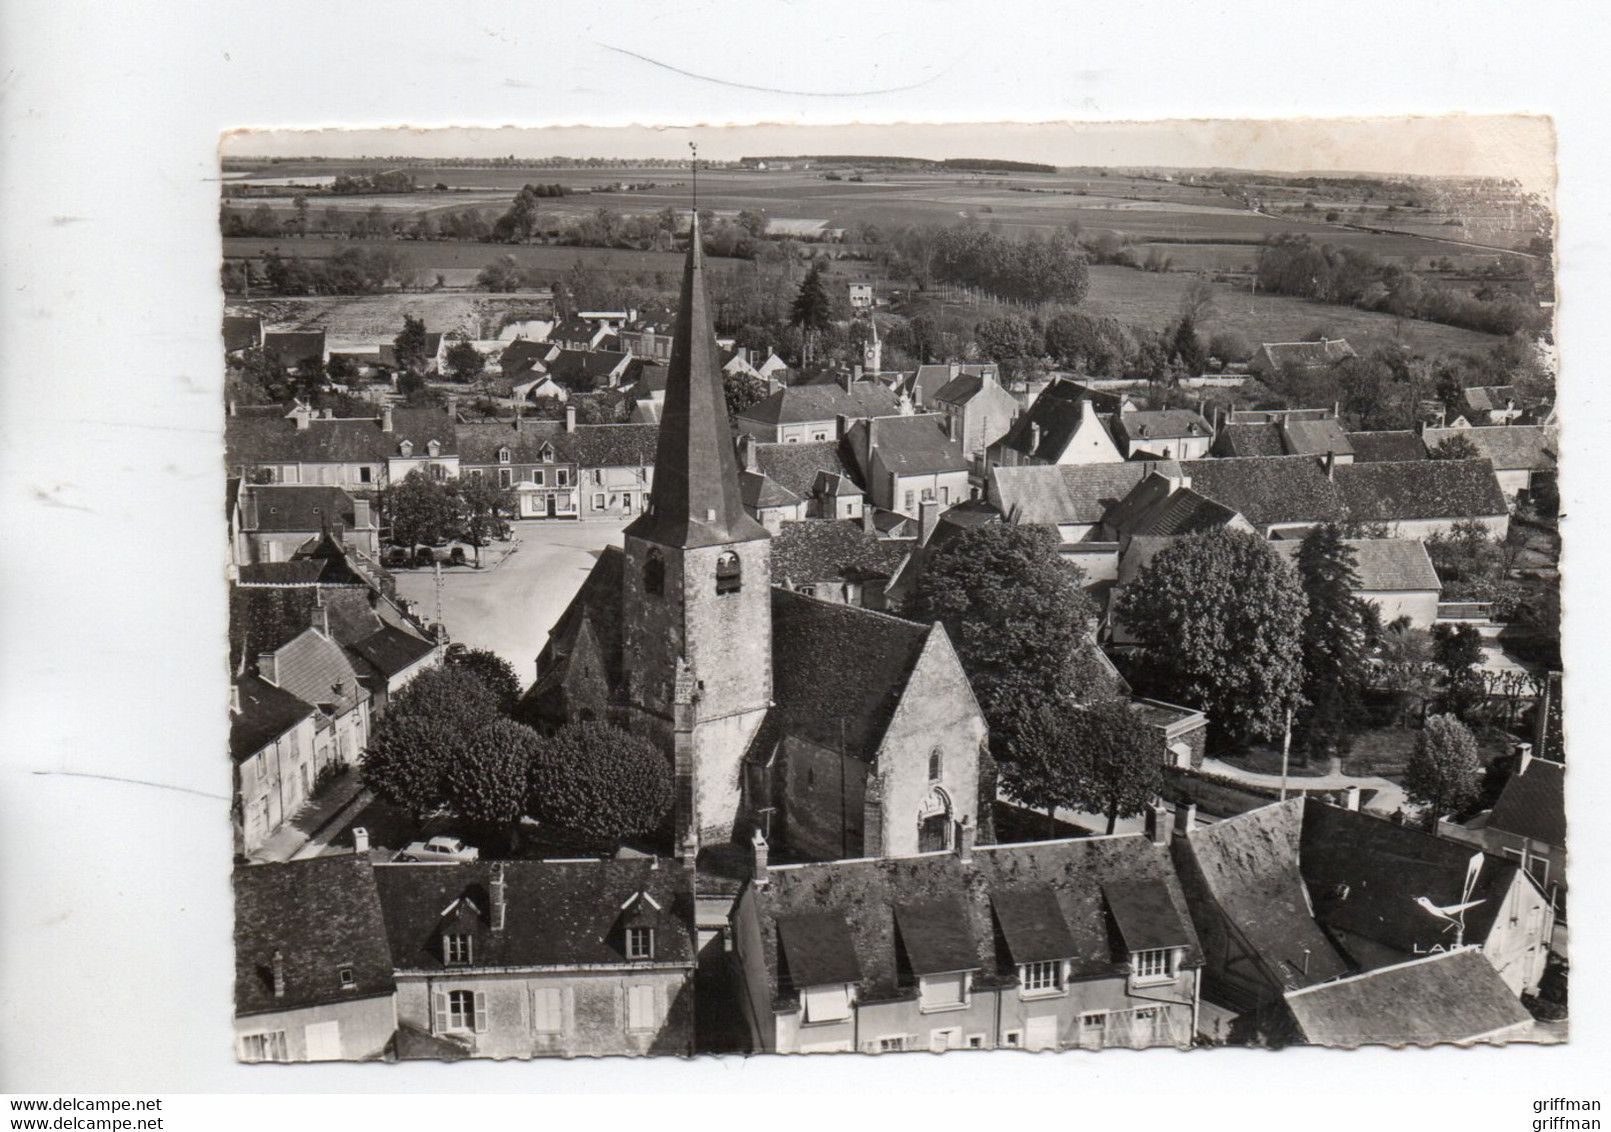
[395, 836, 479, 863]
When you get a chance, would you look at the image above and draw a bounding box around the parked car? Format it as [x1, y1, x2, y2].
[395, 836, 479, 863]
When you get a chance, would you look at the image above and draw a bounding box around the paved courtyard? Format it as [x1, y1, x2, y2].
[394, 518, 628, 687]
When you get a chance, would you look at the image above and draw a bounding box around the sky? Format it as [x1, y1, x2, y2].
[223, 116, 1555, 193]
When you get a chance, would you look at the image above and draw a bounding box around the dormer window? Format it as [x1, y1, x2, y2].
[399, 440, 414, 457]
[643, 550, 665, 596]
[427, 439, 441, 457]
[715, 551, 742, 595]
[1019, 960, 1065, 996]
[1130, 948, 1177, 985]
[444, 932, 473, 966]
[541, 445, 554, 464]
[499, 447, 511, 464]
[338, 966, 356, 990]
[626, 926, 655, 960]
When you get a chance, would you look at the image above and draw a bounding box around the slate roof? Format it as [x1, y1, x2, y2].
[932, 368, 1004, 405]
[862, 415, 968, 476]
[230, 584, 390, 671]
[1421, 426, 1556, 472]
[761, 590, 934, 762]
[993, 381, 1113, 462]
[1282, 949, 1532, 1047]
[348, 624, 438, 679]
[1212, 423, 1284, 457]
[1255, 339, 1356, 371]
[1280, 417, 1355, 457]
[1181, 457, 1348, 527]
[1488, 757, 1565, 848]
[991, 886, 1080, 965]
[1299, 800, 1524, 961]
[1105, 476, 1243, 537]
[1464, 385, 1519, 413]
[1113, 409, 1213, 445]
[752, 440, 861, 499]
[230, 673, 317, 763]
[262, 331, 326, 368]
[1332, 458, 1507, 521]
[262, 627, 369, 717]
[570, 423, 659, 468]
[770, 520, 911, 585]
[740, 470, 801, 510]
[1173, 800, 1351, 991]
[454, 420, 572, 465]
[225, 409, 457, 469]
[989, 461, 1180, 527]
[223, 315, 263, 353]
[738, 381, 900, 427]
[911, 365, 999, 407]
[776, 912, 863, 989]
[536, 544, 626, 692]
[238, 560, 326, 585]
[371, 859, 695, 971]
[499, 338, 551, 376]
[1269, 538, 1441, 593]
[1348, 431, 1428, 463]
[234, 857, 395, 1016]
[545, 348, 631, 390]
[746, 835, 1202, 1008]
[240, 485, 358, 533]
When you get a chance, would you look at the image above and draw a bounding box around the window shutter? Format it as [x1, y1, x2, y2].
[432, 992, 448, 1036]
[473, 991, 489, 1033]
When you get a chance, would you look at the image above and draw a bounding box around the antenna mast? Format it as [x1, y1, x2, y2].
[689, 140, 699, 215]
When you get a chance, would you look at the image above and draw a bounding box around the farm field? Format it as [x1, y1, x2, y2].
[227, 293, 554, 344]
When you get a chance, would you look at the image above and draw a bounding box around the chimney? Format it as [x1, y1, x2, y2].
[1342, 786, 1361, 812]
[861, 506, 875, 535]
[352, 826, 369, 854]
[739, 432, 759, 473]
[1145, 802, 1171, 847]
[565, 403, 577, 433]
[1325, 450, 1336, 480]
[381, 406, 394, 433]
[271, 949, 285, 999]
[445, 393, 459, 420]
[311, 593, 329, 636]
[1416, 418, 1427, 437]
[919, 499, 941, 545]
[1029, 421, 1042, 453]
[490, 862, 507, 932]
[229, 683, 242, 715]
[750, 828, 770, 887]
[257, 651, 278, 686]
[1173, 803, 1196, 839]
[293, 407, 311, 431]
[227, 399, 238, 418]
[842, 371, 855, 393]
[955, 818, 975, 864]
[353, 497, 372, 530]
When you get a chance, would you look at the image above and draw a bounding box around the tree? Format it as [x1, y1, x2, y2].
[360, 713, 460, 821]
[974, 314, 1042, 364]
[475, 254, 524, 292]
[446, 719, 542, 849]
[1115, 529, 1307, 748]
[1404, 713, 1482, 824]
[998, 699, 1162, 835]
[789, 263, 833, 365]
[1295, 526, 1372, 751]
[1430, 433, 1481, 461]
[906, 524, 1107, 757]
[454, 474, 516, 565]
[387, 467, 459, 548]
[528, 721, 674, 843]
[393, 315, 430, 376]
[495, 185, 544, 243]
[1431, 622, 1485, 719]
[723, 370, 769, 418]
[1169, 315, 1206, 376]
[443, 340, 487, 385]
[446, 645, 523, 715]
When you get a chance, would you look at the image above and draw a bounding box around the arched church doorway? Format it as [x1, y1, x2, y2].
[917, 787, 953, 853]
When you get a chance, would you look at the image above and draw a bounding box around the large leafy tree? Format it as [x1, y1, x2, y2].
[723, 370, 770, 418]
[1404, 713, 1483, 824]
[443, 340, 487, 384]
[1115, 529, 1307, 748]
[445, 719, 543, 848]
[906, 524, 1108, 763]
[454, 474, 516, 565]
[789, 263, 833, 365]
[359, 667, 503, 820]
[446, 645, 523, 715]
[1431, 622, 1485, 719]
[387, 467, 459, 549]
[393, 315, 430, 376]
[1295, 525, 1372, 751]
[999, 699, 1161, 835]
[528, 722, 674, 844]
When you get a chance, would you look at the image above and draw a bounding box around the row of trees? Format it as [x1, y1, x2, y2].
[386, 468, 515, 562]
[361, 662, 672, 853]
[925, 226, 1091, 305]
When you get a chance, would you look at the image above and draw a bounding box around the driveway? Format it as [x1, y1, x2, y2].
[394, 518, 628, 686]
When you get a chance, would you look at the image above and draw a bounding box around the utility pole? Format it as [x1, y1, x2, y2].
[1279, 706, 1293, 802]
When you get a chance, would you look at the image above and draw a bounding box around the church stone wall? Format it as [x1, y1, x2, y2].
[776, 734, 870, 861]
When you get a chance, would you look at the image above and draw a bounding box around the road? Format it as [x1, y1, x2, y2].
[394, 518, 628, 687]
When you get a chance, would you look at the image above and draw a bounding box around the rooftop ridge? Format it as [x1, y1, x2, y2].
[1282, 945, 1473, 999]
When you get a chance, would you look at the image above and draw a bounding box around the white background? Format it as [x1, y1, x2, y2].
[1, 0, 1606, 1111]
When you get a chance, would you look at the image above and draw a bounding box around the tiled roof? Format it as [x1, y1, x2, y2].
[262, 627, 368, 717]
[223, 315, 263, 353]
[225, 409, 457, 468]
[1212, 423, 1284, 457]
[234, 857, 395, 1016]
[993, 381, 1112, 462]
[763, 590, 933, 762]
[1347, 431, 1428, 463]
[1299, 800, 1523, 960]
[348, 624, 438, 679]
[990, 461, 1178, 526]
[770, 520, 911, 585]
[1333, 458, 1507, 521]
[1269, 537, 1440, 593]
[569, 423, 659, 468]
[371, 859, 695, 971]
[237, 560, 325, 585]
[863, 415, 968, 476]
[499, 338, 551, 375]
[1114, 409, 1213, 444]
[776, 912, 863, 988]
[738, 381, 899, 427]
[240, 485, 358, 533]
[262, 331, 326, 368]
[1280, 418, 1355, 457]
[527, 544, 626, 711]
[547, 348, 630, 390]
[1181, 457, 1349, 527]
[230, 584, 386, 670]
[1464, 386, 1518, 414]
[991, 885, 1080, 965]
[1104, 877, 1196, 952]
[740, 470, 801, 510]
[1255, 339, 1356, 370]
[455, 420, 571, 465]
[230, 673, 316, 763]
[1282, 949, 1532, 1047]
[1173, 800, 1351, 991]
[1422, 426, 1556, 472]
[1489, 757, 1565, 847]
[753, 440, 861, 499]
[747, 835, 1201, 1008]
[1106, 475, 1243, 537]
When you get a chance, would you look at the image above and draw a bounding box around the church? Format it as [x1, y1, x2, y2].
[526, 215, 990, 862]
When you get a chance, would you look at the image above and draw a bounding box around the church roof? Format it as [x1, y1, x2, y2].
[625, 214, 769, 550]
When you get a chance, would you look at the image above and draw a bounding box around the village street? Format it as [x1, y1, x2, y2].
[394, 517, 628, 684]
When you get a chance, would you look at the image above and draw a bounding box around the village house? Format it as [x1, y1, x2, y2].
[231, 483, 380, 564]
[729, 825, 1204, 1054]
[262, 330, 328, 372]
[1454, 385, 1527, 427]
[1212, 409, 1355, 463]
[524, 216, 988, 862]
[931, 367, 1020, 462]
[225, 405, 458, 489]
[456, 413, 583, 520]
[986, 460, 1183, 542]
[744, 438, 866, 521]
[1444, 747, 1566, 911]
[1175, 456, 1347, 537]
[740, 468, 808, 532]
[1347, 430, 1429, 463]
[1248, 338, 1356, 380]
[253, 618, 372, 782]
[987, 380, 1125, 469]
[547, 315, 613, 352]
[545, 347, 635, 392]
[736, 379, 902, 444]
[620, 325, 674, 362]
[1110, 408, 1215, 460]
[223, 314, 265, 354]
[234, 857, 398, 1062]
[231, 673, 320, 857]
[1422, 425, 1557, 502]
[570, 423, 659, 520]
[1270, 537, 1442, 628]
[768, 519, 913, 610]
[904, 363, 1001, 411]
[372, 859, 697, 1059]
[845, 414, 971, 518]
[1331, 457, 1509, 538]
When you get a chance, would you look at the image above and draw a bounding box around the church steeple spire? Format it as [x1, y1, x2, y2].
[625, 212, 768, 549]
